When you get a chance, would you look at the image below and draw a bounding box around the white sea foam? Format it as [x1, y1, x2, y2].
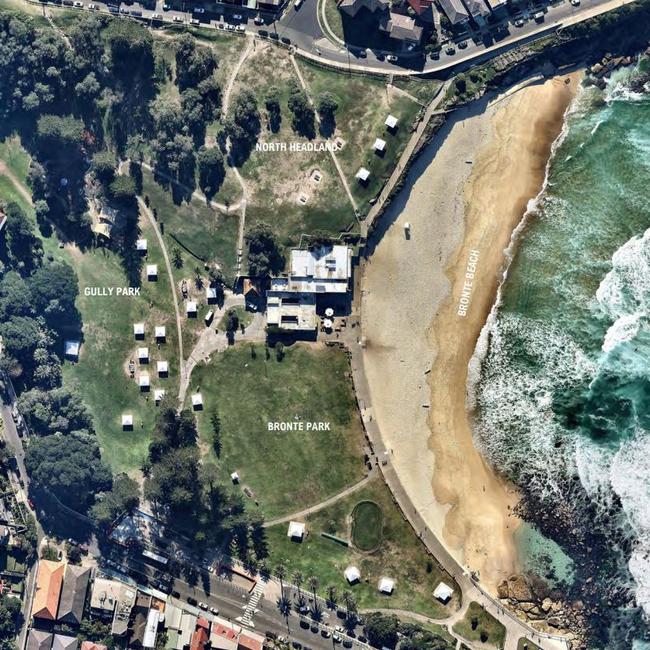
[610, 432, 650, 615]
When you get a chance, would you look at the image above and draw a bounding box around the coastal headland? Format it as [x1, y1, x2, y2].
[361, 73, 579, 591]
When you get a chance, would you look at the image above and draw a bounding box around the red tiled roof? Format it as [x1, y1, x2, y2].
[32, 560, 65, 621]
[190, 627, 209, 650]
[238, 634, 263, 650]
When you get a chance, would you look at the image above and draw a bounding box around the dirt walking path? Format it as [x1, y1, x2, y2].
[0, 161, 33, 206]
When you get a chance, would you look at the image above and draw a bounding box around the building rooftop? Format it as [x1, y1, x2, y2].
[438, 0, 469, 22]
[287, 521, 306, 540]
[58, 564, 91, 625]
[27, 630, 53, 650]
[379, 11, 423, 42]
[32, 560, 65, 621]
[52, 634, 78, 650]
[90, 577, 122, 615]
[266, 292, 318, 332]
[111, 582, 137, 636]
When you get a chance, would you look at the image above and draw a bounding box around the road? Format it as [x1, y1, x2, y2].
[31, 0, 635, 77]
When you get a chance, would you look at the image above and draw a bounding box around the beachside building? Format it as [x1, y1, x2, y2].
[266, 245, 353, 333]
[32, 560, 65, 621]
[58, 564, 91, 625]
[378, 577, 395, 594]
[344, 566, 361, 584]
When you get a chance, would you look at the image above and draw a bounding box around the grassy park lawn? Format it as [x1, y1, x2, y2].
[141, 168, 240, 280]
[265, 477, 460, 618]
[234, 42, 355, 246]
[453, 602, 506, 649]
[62, 213, 182, 474]
[392, 76, 444, 105]
[296, 60, 421, 216]
[190, 343, 366, 519]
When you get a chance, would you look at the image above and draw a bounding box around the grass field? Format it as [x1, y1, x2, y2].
[452, 602, 506, 649]
[141, 168, 240, 280]
[189, 343, 367, 519]
[351, 500, 382, 551]
[265, 477, 459, 618]
[234, 42, 356, 248]
[296, 60, 421, 216]
[63, 212, 182, 474]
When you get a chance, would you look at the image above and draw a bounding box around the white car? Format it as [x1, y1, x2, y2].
[232, 12, 242, 18]
[570, 0, 580, 5]
[198, 602, 208, 610]
[193, 6, 205, 12]
[173, 15, 183, 21]
[386, 54, 398, 63]
[253, 15, 263, 24]
[73, 1, 84, 7]
[210, 607, 219, 615]
[191, 18, 200, 23]
[88, 4, 98, 10]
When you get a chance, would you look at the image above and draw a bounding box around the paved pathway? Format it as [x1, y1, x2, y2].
[362, 79, 450, 237]
[263, 474, 373, 528]
[178, 298, 266, 404]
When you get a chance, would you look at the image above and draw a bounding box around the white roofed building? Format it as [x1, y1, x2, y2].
[287, 521, 306, 541]
[378, 577, 395, 594]
[146, 265, 158, 280]
[155, 326, 166, 340]
[136, 239, 148, 253]
[157, 361, 168, 376]
[134, 323, 145, 338]
[192, 393, 203, 410]
[64, 339, 81, 360]
[344, 566, 361, 584]
[433, 581, 454, 603]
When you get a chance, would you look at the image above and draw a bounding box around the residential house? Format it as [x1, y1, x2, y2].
[90, 578, 122, 619]
[406, 0, 435, 21]
[437, 0, 469, 26]
[32, 560, 65, 621]
[58, 564, 91, 626]
[80, 642, 107, 650]
[379, 11, 423, 46]
[52, 635, 78, 650]
[27, 630, 53, 650]
[338, 0, 388, 16]
[461, 0, 489, 24]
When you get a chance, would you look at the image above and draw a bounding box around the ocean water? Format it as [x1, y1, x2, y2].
[475, 63, 650, 647]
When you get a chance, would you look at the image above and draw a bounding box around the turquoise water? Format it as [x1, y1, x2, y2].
[475, 64, 650, 647]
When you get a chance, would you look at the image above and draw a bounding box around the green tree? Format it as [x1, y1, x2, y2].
[197, 146, 225, 198]
[317, 91, 338, 137]
[110, 175, 137, 204]
[264, 86, 282, 132]
[2, 202, 43, 272]
[245, 222, 284, 277]
[91, 151, 117, 184]
[287, 80, 315, 139]
[364, 612, 399, 649]
[36, 114, 84, 150]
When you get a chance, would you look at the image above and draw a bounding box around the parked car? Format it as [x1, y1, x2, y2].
[187, 597, 198, 606]
[162, 3, 170, 8]
[458, 40, 468, 48]
[88, 4, 98, 10]
[281, 35, 290, 43]
[253, 15, 263, 23]
[293, 0, 303, 8]
[210, 607, 219, 615]
[73, 2, 83, 8]
[513, 16, 525, 26]
[198, 602, 208, 610]
[130, 10, 142, 16]
[533, 10, 545, 21]
[258, 28, 268, 35]
[62, 1, 74, 6]
[232, 12, 243, 18]
[570, 0, 580, 5]
[172, 590, 181, 598]
[173, 15, 183, 22]
[152, 12, 163, 19]
[299, 620, 310, 629]
[445, 45, 456, 55]
[321, 630, 331, 639]
[269, 31, 279, 39]
[193, 6, 205, 12]
[386, 54, 398, 62]
[191, 18, 201, 24]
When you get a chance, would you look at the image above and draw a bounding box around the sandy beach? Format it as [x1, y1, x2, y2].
[361, 74, 579, 590]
